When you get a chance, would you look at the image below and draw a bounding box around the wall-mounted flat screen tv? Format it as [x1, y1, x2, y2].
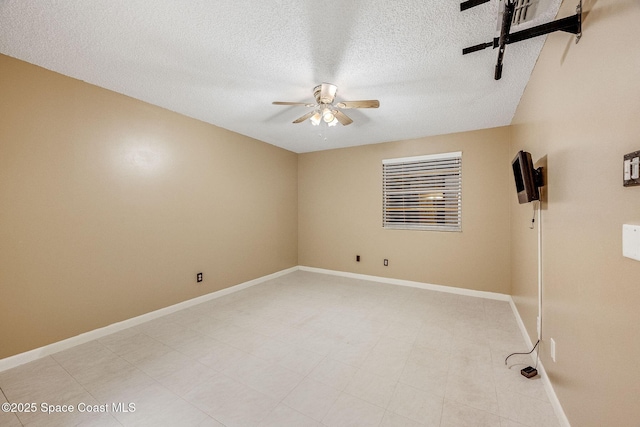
[512, 150, 543, 204]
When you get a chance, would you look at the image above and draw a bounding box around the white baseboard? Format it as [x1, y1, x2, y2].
[299, 266, 511, 301]
[0, 266, 298, 373]
[508, 298, 570, 427]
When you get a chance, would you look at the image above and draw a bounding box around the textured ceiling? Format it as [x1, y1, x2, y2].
[0, 0, 562, 153]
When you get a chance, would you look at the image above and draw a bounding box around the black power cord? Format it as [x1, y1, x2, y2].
[506, 340, 541, 378]
[505, 339, 540, 366]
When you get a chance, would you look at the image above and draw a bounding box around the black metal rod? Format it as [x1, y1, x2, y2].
[462, 41, 495, 55]
[495, 0, 515, 80]
[460, 0, 490, 12]
[506, 14, 581, 44]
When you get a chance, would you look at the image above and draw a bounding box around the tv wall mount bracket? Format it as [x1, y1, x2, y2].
[461, 0, 582, 80]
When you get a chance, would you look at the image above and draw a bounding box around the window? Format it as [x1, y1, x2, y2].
[383, 152, 462, 231]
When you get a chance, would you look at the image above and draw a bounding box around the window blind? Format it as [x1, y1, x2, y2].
[383, 152, 462, 231]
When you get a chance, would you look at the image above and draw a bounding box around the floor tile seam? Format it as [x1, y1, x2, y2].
[340, 378, 397, 413]
[258, 356, 307, 383]
[440, 340, 455, 392]
[208, 322, 275, 347]
[0, 383, 29, 427]
[434, 393, 445, 427]
[401, 375, 448, 398]
[349, 334, 383, 368]
[393, 340, 414, 401]
[385, 381, 443, 426]
[204, 308, 257, 325]
[259, 353, 338, 423]
[194, 369, 275, 405]
[271, 330, 333, 359]
[483, 376, 503, 419]
[54, 344, 184, 418]
[324, 348, 360, 366]
[0, 411, 24, 427]
[319, 393, 388, 427]
[154, 332, 209, 351]
[53, 337, 120, 362]
[10, 356, 125, 426]
[101, 330, 168, 359]
[442, 398, 503, 425]
[185, 325, 240, 344]
[225, 355, 318, 406]
[500, 383, 554, 406]
[499, 410, 546, 427]
[13, 398, 56, 426]
[442, 369, 502, 418]
[155, 385, 216, 425]
[170, 337, 220, 363]
[0, 385, 9, 403]
[119, 333, 177, 365]
[41, 354, 130, 406]
[134, 350, 201, 380]
[273, 400, 324, 426]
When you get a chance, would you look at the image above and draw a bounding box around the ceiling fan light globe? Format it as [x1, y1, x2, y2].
[310, 112, 321, 126]
[323, 110, 335, 123]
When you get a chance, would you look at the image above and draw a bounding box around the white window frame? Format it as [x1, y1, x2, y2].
[382, 152, 462, 232]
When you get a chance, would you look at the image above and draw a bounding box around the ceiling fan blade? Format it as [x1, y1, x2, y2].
[273, 101, 315, 107]
[292, 111, 316, 124]
[337, 100, 380, 109]
[334, 110, 353, 126]
[319, 83, 338, 104]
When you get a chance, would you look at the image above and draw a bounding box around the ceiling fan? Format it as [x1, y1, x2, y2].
[272, 83, 380, 126]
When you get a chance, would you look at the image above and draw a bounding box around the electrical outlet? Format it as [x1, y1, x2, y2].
[356, 255, 360, 262]
[197, 272, 203, 283]
[384, 259, 388, 266]
[550, 338, 556, 362]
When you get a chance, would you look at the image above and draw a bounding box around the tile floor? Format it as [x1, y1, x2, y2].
[0, 271, 560, 426]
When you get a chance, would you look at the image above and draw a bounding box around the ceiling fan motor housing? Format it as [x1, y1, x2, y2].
[314, 83, 338, 104]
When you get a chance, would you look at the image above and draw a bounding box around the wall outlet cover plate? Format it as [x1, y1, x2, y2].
[623, 224, 640, 261]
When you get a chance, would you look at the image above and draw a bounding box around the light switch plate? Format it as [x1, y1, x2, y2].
[632, 158, 640, 180]
[624, 150, 640, 187]
[623, 224, 640, 261]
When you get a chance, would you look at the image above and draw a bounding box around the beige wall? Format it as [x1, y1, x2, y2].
[299, 127, 512, 294]
[510, 0, 640, 425]
[0, 55, 298, 359]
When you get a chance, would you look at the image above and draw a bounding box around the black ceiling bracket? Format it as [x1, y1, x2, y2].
[461, 0, 582, 80]
[460, 0, 491, 12]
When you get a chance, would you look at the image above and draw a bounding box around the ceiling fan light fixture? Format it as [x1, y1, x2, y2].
[327, 110, 339, 126]
[322, 109, 335, 123]
[310, 111, 322, 126]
